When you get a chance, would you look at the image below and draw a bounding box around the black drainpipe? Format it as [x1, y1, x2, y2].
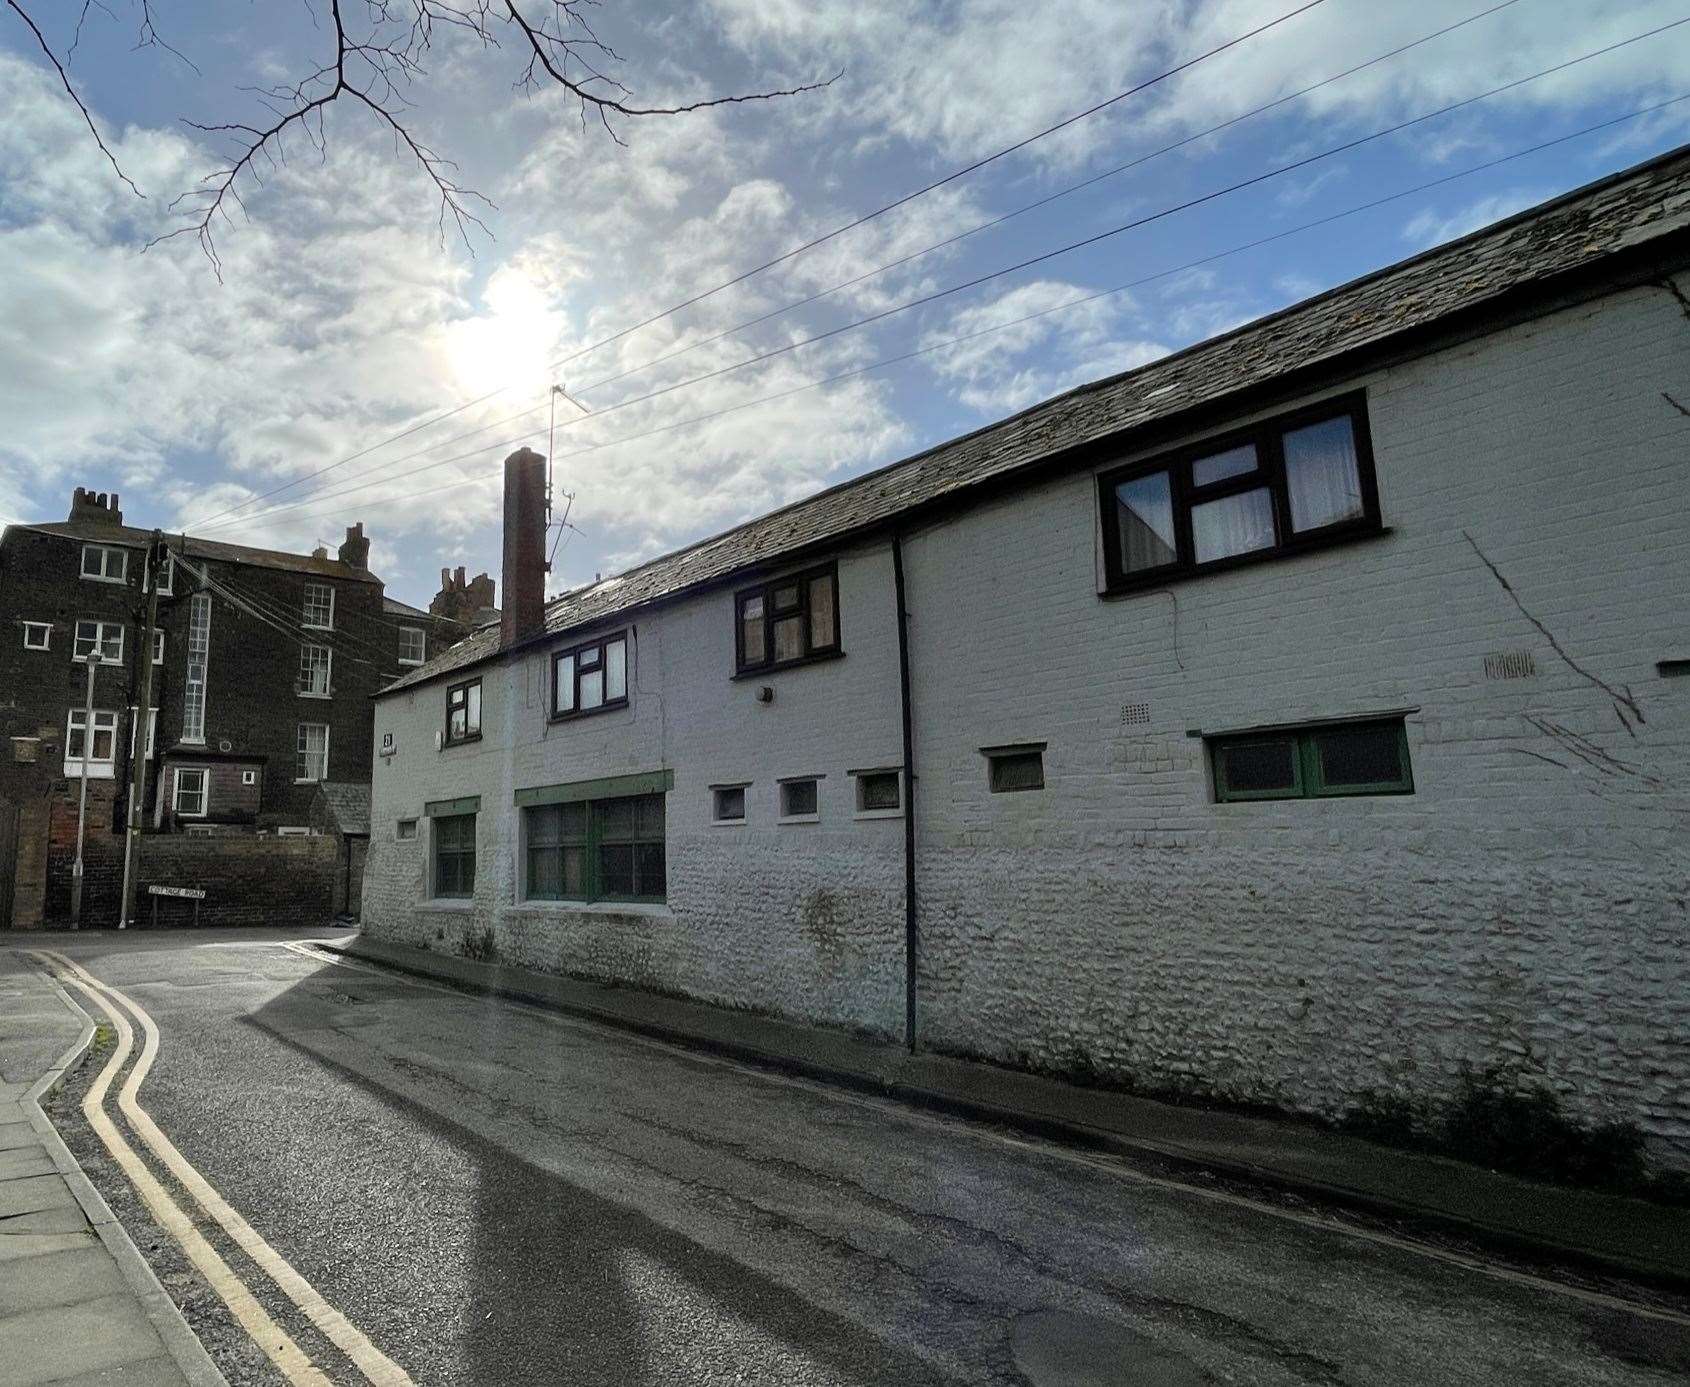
[892, 532, 918, 1054]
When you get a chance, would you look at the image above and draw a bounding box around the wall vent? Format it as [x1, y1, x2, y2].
[1483, 651, 1536, 680]
[1120, 702, 1151, 726]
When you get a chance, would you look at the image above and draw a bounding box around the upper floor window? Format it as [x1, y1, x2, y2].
[1099, 394, 1380, 593]
[147, 554, 175, 596]
[398, 626, 426, 666]
[302, 582, 335, 630]
[65, 709, 117, 777]
[735, 563, 839, 675]
[298, 643, 332, 698]
[552, 631, 628, 719]
[22, 622, 50, 651]
[445, 678, 481, 745]
[183, 593, 211, 745]
[152, 630, 165, 665]
[296, 722, 329, 782]
[74, 620, 124, 665]
[81, 544, 127, 584]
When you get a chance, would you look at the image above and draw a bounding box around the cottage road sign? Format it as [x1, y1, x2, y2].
[148, 885, 207, 900]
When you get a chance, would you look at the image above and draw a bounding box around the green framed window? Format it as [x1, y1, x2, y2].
[1212, 719, 1412, 803]
[525, 792, 666, 903]
[433, 812, 477, 897]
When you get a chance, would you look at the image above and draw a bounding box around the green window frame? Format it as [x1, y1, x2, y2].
[1212, 718, 1413, 803]
[432, 812, 477, 897]
[524, 792, 666, 904]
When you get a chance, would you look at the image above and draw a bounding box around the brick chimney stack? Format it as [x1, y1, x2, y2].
[429, 568, 497, 626]
[338, 521, 370, 570]
[68, 487, 123, 526]
[501, 447, 547, 649]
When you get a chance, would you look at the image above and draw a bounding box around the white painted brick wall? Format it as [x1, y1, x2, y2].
[364, 278, 1690, 1160]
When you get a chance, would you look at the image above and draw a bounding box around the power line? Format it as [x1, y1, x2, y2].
[196, 91, 1690, 546]
[178, 0, 1329, 533]
[199, 12, 1690, 540]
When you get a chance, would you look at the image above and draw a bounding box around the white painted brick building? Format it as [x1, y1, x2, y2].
[365, 152, 1690, 1163]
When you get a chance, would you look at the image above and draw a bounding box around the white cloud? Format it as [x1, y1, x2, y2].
[1401, 187, 1548, 248]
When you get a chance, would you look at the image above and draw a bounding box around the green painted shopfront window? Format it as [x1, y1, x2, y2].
[1211, 719, 1413, 803]
[433, 813, 477, 897]
[526, 792, 666, 904]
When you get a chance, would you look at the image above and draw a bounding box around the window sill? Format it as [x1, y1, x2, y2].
[548, 698, 630, 724]
[80, 574, 127, 586]
[731, 648, 845, 681]
[397, 659, 424, 667]
[1100, 524, 1392, 598]
[297, 691, 332, 700]
[854, 807, 903, 821]
[711, 817, 747, 827]
[417, 898, 476, 912]
[512, 898, 674, 919]
[778, 814, 820, 826]
[442, 735, 483, 750]
[301, 623, 334, 633]
[63, 764, 116, 780]
[294, 777, 325, 785]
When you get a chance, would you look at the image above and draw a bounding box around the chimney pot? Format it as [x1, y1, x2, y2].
[501, 447, 547, 650]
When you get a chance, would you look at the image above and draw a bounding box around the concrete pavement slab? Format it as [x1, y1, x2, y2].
[0, 1144, 57, 1179]
[0, 1243, 132, 1315]
[0, 1205, 92, 1234]
[52, 1357, 199, 1387]
[0, 1228, 99, 1264]
[0, 1171, 79, 1218]
[0, 1292, 176, 1385]
[1, 1118, 45, 1150]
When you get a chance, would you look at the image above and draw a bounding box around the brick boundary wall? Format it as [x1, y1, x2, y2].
[136, 835, 337, 928]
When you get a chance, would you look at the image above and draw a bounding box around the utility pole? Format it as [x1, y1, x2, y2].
[69, 649, 101, 929]
[119, 532, 165, 930]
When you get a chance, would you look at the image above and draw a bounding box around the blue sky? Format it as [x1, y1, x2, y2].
[3, 0, 1688, 609]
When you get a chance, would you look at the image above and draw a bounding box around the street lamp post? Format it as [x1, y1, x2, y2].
[70, 648, 102, 929]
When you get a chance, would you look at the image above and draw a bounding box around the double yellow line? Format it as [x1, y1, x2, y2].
[33, 950, 413, 1387]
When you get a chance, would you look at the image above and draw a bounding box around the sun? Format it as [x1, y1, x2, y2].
[444, 268, 562, 399]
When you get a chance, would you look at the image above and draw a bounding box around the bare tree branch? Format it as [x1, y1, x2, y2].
[6, 0, 834, 268]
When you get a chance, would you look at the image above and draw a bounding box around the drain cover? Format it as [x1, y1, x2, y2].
[1010, 1310, 1204, 1387]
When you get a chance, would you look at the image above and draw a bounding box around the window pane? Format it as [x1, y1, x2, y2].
[1192, 487, 1276, 564]
[634, 842, 666, 898]
[989, 751, 1045, 792]
[553, 654, 575, 713]
[605, 640, 627, 701]
[1315, 724, 1405, 788]
[528, 843, 563, 898]
[773, 615, 804, 663]
[91, 723, 114, 760]
[579, 645, 600, 669]
[599, 796, 635, 839]
[716, 786, 745, 821]
[599, 842, 634, 896]
[558, 801, 588, 840]
[1114, 472, 1177, 573]
[809, 573, 836, 649]
[740, 596, 765, 667]
[563, 844, 587, 896]
[782, 780, 818, 816]
[1284, 415, 1365, 532]
[635, 793, 664, 838]
[527, 804, 564, 849]
[466, 683, 481, 732]
[860, 772, 900, 811]
[579, 669, 604, 710]
[773, 583, 799, 612]
[1191, 443, 1257, 487]
[82, 547, 100, 576]
[1219, 738, 1298, 795]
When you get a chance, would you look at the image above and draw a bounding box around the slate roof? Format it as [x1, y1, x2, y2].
[383, 595, 435, 620]
[380, 144, 1690, 698]
[314, 781, 371, 836]
[18, 518, 383, 585]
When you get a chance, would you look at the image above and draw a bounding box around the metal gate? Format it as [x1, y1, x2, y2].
[0, 802, 18, 929]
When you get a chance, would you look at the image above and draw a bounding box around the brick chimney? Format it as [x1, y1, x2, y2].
[429, 567, 497, 626]
[501, 447, 547, 648]
[338, 521, 370, 570]
[68, 487, 122, 526]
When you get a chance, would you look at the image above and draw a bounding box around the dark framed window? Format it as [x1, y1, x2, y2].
[1099, 393, 1380, 593]
[735, 563, 840, 675]
[433, 813, 477, 897]
[552, 631, 629, 719]
[779, 778, 819, 819]
[1211, 718, 1413, 803]
[524, 793, 665, 903]
[985, 745, 1045, 793]
[446, 678, 482, 745]
[853, 769, 902, 815]
[712, 785, 746, 822]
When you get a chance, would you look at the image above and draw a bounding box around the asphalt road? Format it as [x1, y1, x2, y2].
[23, 931, 1690, 1386]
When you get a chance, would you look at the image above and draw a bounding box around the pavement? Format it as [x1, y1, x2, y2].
[0, 953, 223, 1387]
[320, 931, 1690, 1292]
[4, 929, 1688, 1385]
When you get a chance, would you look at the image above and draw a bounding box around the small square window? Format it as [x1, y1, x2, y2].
[985, 746, 1045, 793]
[396, 818, 418, 841]
[241, 770, 257, 786]
[712, 785, 746, 822]
[22, 622, 50, 651]
[779, 778, 819, 820]
[854, 770, 901, 815]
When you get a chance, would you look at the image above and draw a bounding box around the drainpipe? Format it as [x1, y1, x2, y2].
[70, 650, 100, 929]
[892, 533, 918, 1054]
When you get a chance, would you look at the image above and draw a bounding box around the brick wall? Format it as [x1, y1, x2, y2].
[137, 834, 336, 928]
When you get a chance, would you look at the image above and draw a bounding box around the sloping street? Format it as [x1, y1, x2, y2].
[9, 932, 1687, 1386]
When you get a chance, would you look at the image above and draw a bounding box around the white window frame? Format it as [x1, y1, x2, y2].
[302, 583, 335, 631]
[148, 554, 175, 596]
[152, 629, 165, 665]
[397, 626, 426, 666]
[65, 709, 118, 779]
[183, 593, 211, 744]
[295, 722, 330, 783]
[298, 642, 332, 698]
[127, 706, 158, 759]
[80, 544, 128, 584]
[276, 826, 315, 837]
[22, 622, 50, 651]
[241, 769, 258, 786]
[173, 766, 209, 818]
[74, 620, 124, 665]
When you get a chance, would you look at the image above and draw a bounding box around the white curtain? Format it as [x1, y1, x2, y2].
[1192, 488, 1275, 563]
[1284, 417, 1363, 531]
[1116, 472, 1177, 571]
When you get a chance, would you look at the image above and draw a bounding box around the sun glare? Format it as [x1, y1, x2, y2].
[445, 269, 561, 399]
